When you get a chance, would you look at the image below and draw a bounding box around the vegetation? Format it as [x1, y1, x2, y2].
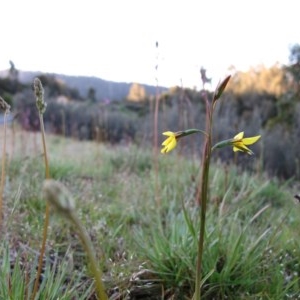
[0, 44, 300, 299]
[1, 46, 299, 179]
[0, 126, 300, 299]
[127, 82, 147, 102]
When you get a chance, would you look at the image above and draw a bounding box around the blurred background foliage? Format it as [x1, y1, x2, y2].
[1, 44, 300, 180]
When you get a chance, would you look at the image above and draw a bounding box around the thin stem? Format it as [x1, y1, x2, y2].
[0, 112, 8, 231]
[194, 77, 231, 299]
[39, 115, 50, 179]
[68, 211, 108, 300]
[194, 91, 213, 300]
[31, 114, 50, 300]
[153, 76, 160, 207]
[153, 41, 160, 207]
[194, 136, 212, 299]
[31, 202, 50, 299]
[154, 79, 159, 152]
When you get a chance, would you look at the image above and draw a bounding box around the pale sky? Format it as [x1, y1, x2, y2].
[1, 0, 299, 88]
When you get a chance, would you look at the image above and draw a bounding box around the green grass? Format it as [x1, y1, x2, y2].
[1, 128, 300, 299]
[0, 243, 94, 300]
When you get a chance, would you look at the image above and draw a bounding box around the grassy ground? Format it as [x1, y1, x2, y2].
[1, 127, 300, 299]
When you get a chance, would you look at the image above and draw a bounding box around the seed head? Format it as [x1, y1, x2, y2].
[33, 78, 47, 114]
[43, 179, 75, 214]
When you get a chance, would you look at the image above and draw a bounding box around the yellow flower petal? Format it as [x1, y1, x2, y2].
[233, 144, 253, 154]
[234, 132, 244, 140]
[161, 147, 168, 154]
[167, 138, 177, 152]
[161, 138, 177, 153]
[162, 136, 173, 146]
[242, 135, 261, 145]
[161, 132, 177, 153]
[163, 131, 175, 137]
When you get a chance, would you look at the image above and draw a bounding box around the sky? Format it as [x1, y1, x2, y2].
[1, 0, 299, 89]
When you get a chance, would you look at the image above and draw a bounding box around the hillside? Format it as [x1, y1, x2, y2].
[0, 69, 167, 101]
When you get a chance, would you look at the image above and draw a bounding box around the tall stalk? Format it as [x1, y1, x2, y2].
[193, 76, 231, 299]
[159, 75, 263, 299]
[0, 97, 11, 232]
[153, 40, 160, 207]
[194, 91, 213, 299]
[31, 78, 50, 300]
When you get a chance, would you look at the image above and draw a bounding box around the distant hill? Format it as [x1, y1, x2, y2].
[0, 70, 167, 101]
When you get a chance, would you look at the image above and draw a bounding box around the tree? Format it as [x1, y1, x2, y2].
[127, 83, 146, 101]
[286, 44, 300, 94]
[8, 60, 19, 80]
[87, 87, 96, 102]
[227, 64, 286, 96]
[200, 67, 211, 90]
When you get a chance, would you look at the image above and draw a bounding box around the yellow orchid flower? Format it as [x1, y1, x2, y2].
[161, 129, 208, 154]
[231, 132, 261, 155]
[212, 131, 261, 155]
[161, 131, 178, 153]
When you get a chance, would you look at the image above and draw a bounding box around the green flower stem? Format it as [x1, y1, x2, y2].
[68, 211, 108, 300]
[194, 94, 214, 300]
[161, 75, 231, 299]
[178, 129, 208, 138]
[31, 114, 51, 300]
[194, 132, 212, 300]
[39, 115, 50, 179]
[0, 111, 9, 231]
[211, 139, 234, 151]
